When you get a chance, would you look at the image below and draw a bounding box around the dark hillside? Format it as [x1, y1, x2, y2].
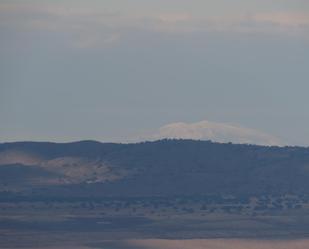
[1, 140, 309, 199]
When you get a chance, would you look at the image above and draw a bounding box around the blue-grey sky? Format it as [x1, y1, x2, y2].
[0, 0, 308, 145]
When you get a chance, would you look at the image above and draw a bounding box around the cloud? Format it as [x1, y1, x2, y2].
[132, 120, 283, 146]
[0, 3, 124, 49]
[0, 3, 308, 51]
[254, 12, 309, 27]
[157, 13, 192, 23]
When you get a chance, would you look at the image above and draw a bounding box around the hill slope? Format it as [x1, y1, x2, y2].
[1, 140, 309, 199]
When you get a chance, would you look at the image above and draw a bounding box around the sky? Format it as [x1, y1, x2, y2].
[0, 0, 309, 145]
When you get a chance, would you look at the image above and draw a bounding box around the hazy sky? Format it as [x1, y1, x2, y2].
[0, 0, 308, 145]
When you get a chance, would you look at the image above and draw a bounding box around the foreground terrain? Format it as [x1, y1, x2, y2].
[1, 140, 309, 247]
[1, 196, 309, 248]
[4, 239, 309, 249]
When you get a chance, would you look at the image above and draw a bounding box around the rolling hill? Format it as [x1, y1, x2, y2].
[1, 139, 309, 200]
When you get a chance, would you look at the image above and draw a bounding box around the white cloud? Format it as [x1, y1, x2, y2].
[132, 120, 284, 146]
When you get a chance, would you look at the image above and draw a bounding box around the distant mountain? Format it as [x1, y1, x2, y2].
[132, 120, 283, 146]
[0, 140, 309, 199]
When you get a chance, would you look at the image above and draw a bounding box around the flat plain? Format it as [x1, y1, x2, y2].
[2, 198, 309, 248]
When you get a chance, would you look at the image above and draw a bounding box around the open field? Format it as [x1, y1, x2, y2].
[3, 239, 309, 249]
[2, 199, 309, 248]
[92, 239, 309, 249]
